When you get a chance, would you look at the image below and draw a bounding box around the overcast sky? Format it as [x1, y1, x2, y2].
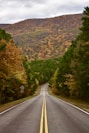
[0, 0, 89, 24]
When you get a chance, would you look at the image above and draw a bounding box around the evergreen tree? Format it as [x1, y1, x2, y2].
[80, 7, 89, 41]
[70, 7, 89, 99]
[50, 7, 89, 100]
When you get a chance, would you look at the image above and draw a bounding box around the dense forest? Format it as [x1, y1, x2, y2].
[0, 7, 89, 104]
[0, 29, 27, 103]
[49, 7, 89, 100]
[0, 30, 60, 104]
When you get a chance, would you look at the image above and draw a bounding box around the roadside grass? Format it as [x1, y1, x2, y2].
[48, 88, 89, 113]
[0, 86, 41, 113]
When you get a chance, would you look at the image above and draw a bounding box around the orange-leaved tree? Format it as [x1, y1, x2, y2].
[0, 38, 27, 103]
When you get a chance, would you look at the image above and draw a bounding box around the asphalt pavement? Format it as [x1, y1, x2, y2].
[0, 83, 89, 133]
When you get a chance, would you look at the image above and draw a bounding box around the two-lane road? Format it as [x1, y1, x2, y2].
[46, 93, 89, 133]
[0, 83, 89, 133]
[0, 94, 43, 133]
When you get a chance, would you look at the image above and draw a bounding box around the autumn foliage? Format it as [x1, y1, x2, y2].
[0, 14, 82, 60]
[0, 7, 89, 104]
[0, 29, 27, 103]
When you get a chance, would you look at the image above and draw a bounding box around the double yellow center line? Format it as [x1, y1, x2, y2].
[40, 96, 48, 133]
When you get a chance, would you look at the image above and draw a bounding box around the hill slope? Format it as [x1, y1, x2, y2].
[0, 14, 82, 60]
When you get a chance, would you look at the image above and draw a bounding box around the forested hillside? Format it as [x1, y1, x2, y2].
[0, 14, 82, 60]
[0, 29, 59, 104]
[0, 7, 88, 104]
[49, 7, 89, 101]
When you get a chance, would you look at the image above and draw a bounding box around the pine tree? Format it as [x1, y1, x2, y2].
[80, 7, 89, 41]
[70, 7, 89, 99]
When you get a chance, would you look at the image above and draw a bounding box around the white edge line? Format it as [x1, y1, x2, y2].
[0, 95, 39, 115]
[51, 95, 89, 115]
[0, 100, 28, 115]
[66, 101, 89, 115]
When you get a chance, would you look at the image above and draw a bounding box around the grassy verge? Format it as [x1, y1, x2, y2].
[0, 86, 41, 113]
[48, 88, 89, 113]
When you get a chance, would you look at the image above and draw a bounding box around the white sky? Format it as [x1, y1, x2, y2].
[0, 0, 89, 24]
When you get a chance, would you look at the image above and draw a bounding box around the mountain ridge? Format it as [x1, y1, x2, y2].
[0, 14, 82, 60]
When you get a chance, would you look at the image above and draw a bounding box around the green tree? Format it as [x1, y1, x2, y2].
[49, 68, 59, 94]
[0, 28, 12, 42]
[50, 7, 89, 100]
[70, 7, 89, 99]
[80, 7, 89, 41]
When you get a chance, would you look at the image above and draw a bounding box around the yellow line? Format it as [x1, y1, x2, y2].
[39, 96, 48, 133]
[44, 96, 48, 133]
[40, 97, 44, 133]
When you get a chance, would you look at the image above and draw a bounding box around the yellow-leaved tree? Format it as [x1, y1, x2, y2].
[0, 38, 27, 103]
